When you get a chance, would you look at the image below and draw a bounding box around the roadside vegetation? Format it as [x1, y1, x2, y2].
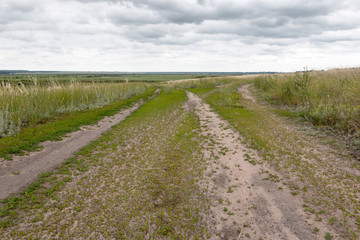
[165, 77, 238, 90]
[254, 68, 360, 136]
[0, 87, 155, 159]
[0, 89, 208, 239]
[0, 79, 150, 137]
[0, 74, 213, 85]
[187, 79, 359, 239]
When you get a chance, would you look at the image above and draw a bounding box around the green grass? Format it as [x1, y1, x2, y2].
[200, 83, 360, 238]
[166, 77, 237, 89]
[0, 74, 212, 85]
[254, 68, 360, 133]
[186, 87, 214, 97]
[273, 109, 303, 119]
[0, 88, 156, 159]
[0, 88, 208, 238]
[204, 90, 264, 150]
[0, 81, 151, 137]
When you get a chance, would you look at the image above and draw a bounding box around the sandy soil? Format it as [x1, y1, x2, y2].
[237, 84, 257, 103]
[187, 91, 336, 240]
[0, 90, 160, 200]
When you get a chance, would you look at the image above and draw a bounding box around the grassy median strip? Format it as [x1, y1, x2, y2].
[0, 89, 208, 239]
[0, 88, 156, 159]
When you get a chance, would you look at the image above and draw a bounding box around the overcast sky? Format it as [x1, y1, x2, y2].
[1, 0, 359, 72]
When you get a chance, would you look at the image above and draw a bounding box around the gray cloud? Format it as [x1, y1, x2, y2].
[0, 0, 359, 71]
[0, 1, 40, 24]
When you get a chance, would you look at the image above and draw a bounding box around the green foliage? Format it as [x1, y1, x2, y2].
[210, 92, 244, 109]
[187, 87, 214, 97]
[0, 74, 208, 85]
[0, 80, 151, 137]
[166, 77, 237, 89]
[200, 82, 360, 237]
[0, 88, 155, 159]
[254, 68, 360, 133]
[204, 90, 264, 150]
[273, 109, 301, 119]
[0, 88, 207, 238]
[324, 232, 334, 240]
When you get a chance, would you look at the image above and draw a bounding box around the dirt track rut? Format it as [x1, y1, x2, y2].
[0, 91, 161, 200]
[187, 91, 335, 240]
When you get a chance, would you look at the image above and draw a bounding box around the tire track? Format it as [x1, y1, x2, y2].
[0, 89, 160, 200]
[187, 91, 335, 240]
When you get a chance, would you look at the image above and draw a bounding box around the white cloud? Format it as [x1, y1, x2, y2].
[0, 0, 359, 71]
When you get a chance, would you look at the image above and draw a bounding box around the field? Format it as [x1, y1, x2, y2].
[0, 70, 359, 239]
[0, 73, 217, 85]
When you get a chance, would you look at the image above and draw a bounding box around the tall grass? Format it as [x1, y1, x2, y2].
[254, 68, 360, 133]
[0, 74, 208, 85]
[0, 79, 149, 137]
[165, 77, 240, 89]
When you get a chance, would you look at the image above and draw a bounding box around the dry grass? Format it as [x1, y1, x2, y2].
[254, 68, 360, 133]
[0, 79, 149, 136]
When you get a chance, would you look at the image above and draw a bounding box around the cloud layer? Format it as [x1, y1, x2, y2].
[1, 0, 359, 71]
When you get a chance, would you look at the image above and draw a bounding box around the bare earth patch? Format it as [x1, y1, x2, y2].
[187, 91, 337, 240]
[237, 84, 257, 103]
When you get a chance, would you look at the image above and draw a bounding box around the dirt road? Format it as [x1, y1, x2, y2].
[187, 91, 337, 239]
[0, 89, 160, 200]
[0, 87, 346, 239]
